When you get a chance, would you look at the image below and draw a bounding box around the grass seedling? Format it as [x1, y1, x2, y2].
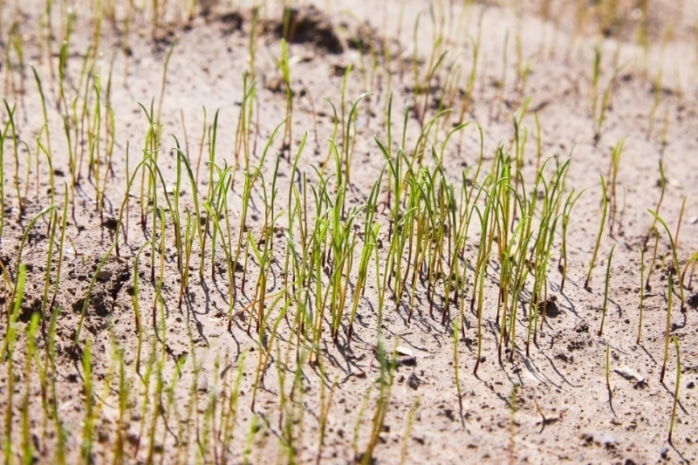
[21, 311, 40, 465]
[133, 339, 157, 458]
[46, 306, 66, 464]
[202, 109, 221, 277]
[3, 100, 25, 216]
[681, 250, 698, 291]
[315, 362, 336, 465]
[31, 66, 52, 167]
[219, 353, 246, 460]
[3, 263, 27, 465]
[674, 196, 687, 251]
[637, 246, 645, 344]
[508, 221, 532, 360]
[473, 223, 492, 371]
[7, 205, 56, 324]
[647, 69, 663, 140]
[643, 160, 666, 250]
[242, 414, 261, 465]
[112, 346, 128, 464]
[606, 139, 625, 236]
[347, 181, 382, 340]
[248, 7, 259, 81]
[514, 33, 532, 99]
[598, 245, 615, 336]
[80, 338, 95, 462]
[458, 14, 483, 122]
[276, 38, 294, 157]
[605, 343, 612, 407]
[172, 140, 205, 307]
[230, 117, 287, 311]
[558, 189, 583, 292]
[342, 93, 371, 197]
[644, 226, 660, 291]
[361, 340, 395, 465]
[649, 209, 685, 311]
[399, 398, 421, 465]
[145, 359, 165, 465]
[658, 265, 675, 383]
[73, 237, 119, 344]
[507, 383, 521, 460]
[584, 176, 608, 291]
[659, 104, 671, 152]
[667, 335, 681, 444]
[453, 313, 464, 424]
[234, 74, 257, 170]
[533, 111, 543, 173]
[87, 75, 104, 211]
[38, 206, 61, 331]
[416, 49, 448, 127]
[152, 207, 167, 333]
[411, 12, 423, 94]
[5, 21, 27, 102]
[590, 45, 601, 121]
[5, 2, 698, 462]
[494, 30, 509, 119]
[0, 106, 8, 236]
[594, 65, 621, 142]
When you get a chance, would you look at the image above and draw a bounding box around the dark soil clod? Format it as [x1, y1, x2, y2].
[218, 11, 244, 31]
[275, 6, 344, 54]
[540, 297, 561, 318]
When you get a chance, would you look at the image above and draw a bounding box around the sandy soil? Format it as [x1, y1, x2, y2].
[1, 0, 698, 464]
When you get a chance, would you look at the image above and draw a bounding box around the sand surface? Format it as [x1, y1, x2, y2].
[1, 1, 698, 463]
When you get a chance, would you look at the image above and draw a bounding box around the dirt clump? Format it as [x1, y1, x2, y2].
[271, 5, 345, 53]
